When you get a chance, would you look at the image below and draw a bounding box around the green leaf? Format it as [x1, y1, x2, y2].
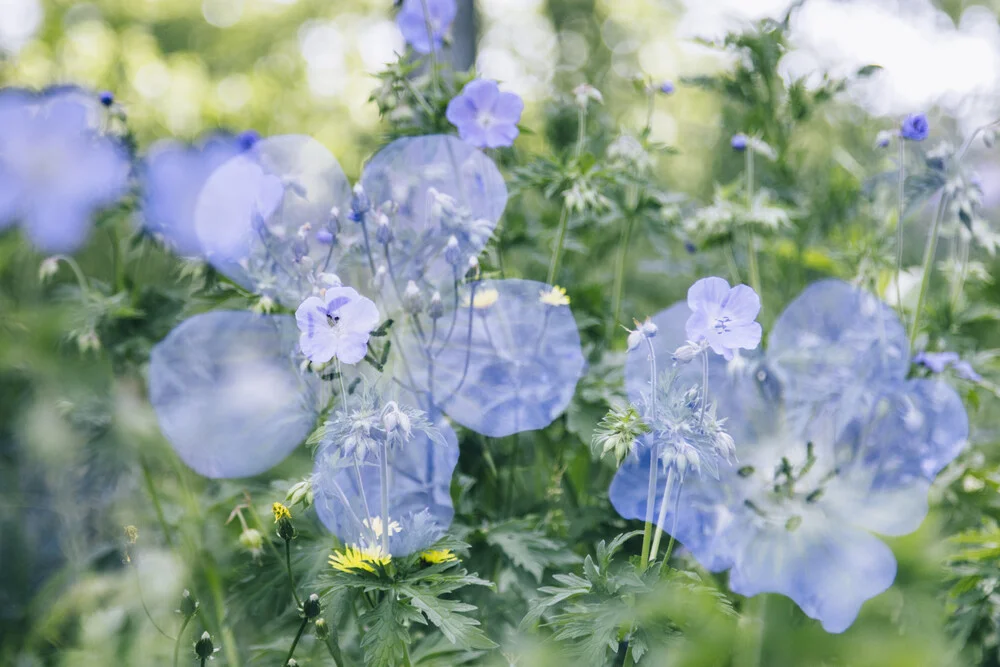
[360, 594, 422, 667]
[484, 518, 578, 582]
[401, 585, 497, 650]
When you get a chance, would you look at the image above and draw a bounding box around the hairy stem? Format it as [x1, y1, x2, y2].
[745, 147, 762, 297]
[895, 139, 906, 321]
[909, 192, 950, 355]
[283, 617, 309, 667]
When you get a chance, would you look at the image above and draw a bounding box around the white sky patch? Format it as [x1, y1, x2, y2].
[679, 0, 1000, 127]
[299, 20, 348, 98]
[0, 0, 42, 55]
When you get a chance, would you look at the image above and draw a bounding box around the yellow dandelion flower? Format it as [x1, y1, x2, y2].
[539, 285, 570, 307]
[329, 545, 391, 574]
[124, 525, 139, 545]
[461, 287, 500, 309]
[421, 549, 458, 564]
[272, 502, 292, 523]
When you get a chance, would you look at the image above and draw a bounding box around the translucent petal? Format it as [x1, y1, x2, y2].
[407, 278, 585, 437]
[727, 510, 897, 634]
[822, 378, 968, 536]
[148, 311, 321, 478]
[194, 135, 352, 306]
[360, 135, 506, 293]
[768, 279, 908, 437]
[312, 417, 459, 557]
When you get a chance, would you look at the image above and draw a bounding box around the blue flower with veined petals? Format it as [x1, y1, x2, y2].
[296, 286, 380, 365]
[900, 113, 929, 141]
[446, 80, 524, 149]
[609, 279, 968, 633]
[140, 135, 248, 257]
[396, 0, 456, 55]
[685, 277, 762, 361]
[0, 87, 129, 253]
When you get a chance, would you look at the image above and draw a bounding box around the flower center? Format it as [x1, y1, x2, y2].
[713, 316, 732, 334]
[477, 110, 495, 129]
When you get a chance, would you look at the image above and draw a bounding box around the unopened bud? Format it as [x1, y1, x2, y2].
[314, 617, 330, 640]
[428, 291, 444, 319]
[672, 340, 705, 363]
[195, 632, 214, 659]
[39, 257, 60, 282]
[374, 213, 392, 245]
[303, 593, 321, 619]
[403, 280, 423, 314]
[180, 589, 199, 617]
[239, 528, 264, 555]
[444, 235, 461, 266]
[286, 479, 313, 507]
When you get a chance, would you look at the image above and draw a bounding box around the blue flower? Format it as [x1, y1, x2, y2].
[140, 135, 245, 256]
[312, 392, 458, 557]
[295, 286, 380, 365]
[396, 0, 456, 55]
[914, 350, 981, 381]
[610, 279, 968, 633]
[900, 113, 929, 141]
[659, 81, 675, 95]
[148, 311, 322, 478]
[0, 87, 129, 253]
[685, 277, 762, 361]
[446, 80, 524, 149]
[404, 278, 586, 437]
[731, 133, 748, 152]
[99, 91, 114, 107]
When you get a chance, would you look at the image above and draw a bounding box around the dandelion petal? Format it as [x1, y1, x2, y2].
[148, 311, 320, 478]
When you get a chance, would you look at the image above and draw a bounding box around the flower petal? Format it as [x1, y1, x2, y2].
[149, 311, 321, 478]
[492, 92, 525, 124]
[687, 276, 731, 311]
[722, 284, 761, 322]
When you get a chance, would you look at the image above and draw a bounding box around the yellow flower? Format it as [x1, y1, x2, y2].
[124, 525, 139, 545]
[421, 549, 458, 564]
[539, 285, 570, 307]
[329, 545, 391, 574]
[272, 502, 292, 523]
[461, 287, 499, 309]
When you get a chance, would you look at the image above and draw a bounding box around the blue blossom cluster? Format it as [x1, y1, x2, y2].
[0, 87, 129, 253]
[610, 280, 968, 632]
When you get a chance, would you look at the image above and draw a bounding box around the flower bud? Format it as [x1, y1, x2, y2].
[466, 256, 480, 280]
[78, 330, 101, 353]
[672, 340, 705, 363]
[731, 133, 748, 152]
[627, 330, 643, 352]
[428, 291, 444, 319]
[239, 528, 264, 556]
[195, 632, 214, 659]
[286, 479, 313, 507]
[328, 206, 341, 234]
[382, 401, 412, 442]
[303, 593, 322, 619]
[403, 280, 423, 314]
[316, 229, 334, 245]
[39, 257, 60, 282]
[573, 83, 604, 108]
[286, 660, 299, 667]
[373, 265, 388, 290]
[180, 589, 199, 617]
[351, 183, 370, 219]
[444, 235, 461, 266]
[314, 617, 330, 640]
[375, 212, 392, 245]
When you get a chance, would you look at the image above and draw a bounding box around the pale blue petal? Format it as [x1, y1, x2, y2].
[822, 378, 968, 536]
[148, 311, 321, 478]
[727, 512, 897, 634]
[360, 135, 507, 294]
[768, 279, 908, 437]
[417, 279, 585, 437]
[312, 417, 459, 557]
[687, 276, 730, 311]
[195, 135, 351, 306]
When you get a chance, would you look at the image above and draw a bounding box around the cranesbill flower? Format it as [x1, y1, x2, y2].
[446, 80, 524, 149]
[610, 279, 968, 633]
[396, 0, 456, 54]
[0, 87, 129, 253]
[295, 286, 380, 365]
[685, 277, 762, 361]
[140, 135, 246, 256]
[914, 350, 981, 381]
[900, 113, 929, 141]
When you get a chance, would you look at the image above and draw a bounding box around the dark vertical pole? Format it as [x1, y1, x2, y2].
[449, 0, 477, 71]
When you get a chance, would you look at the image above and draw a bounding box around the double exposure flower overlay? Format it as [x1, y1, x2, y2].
[0, 87, 130, 253]
[609, 279, 968, 632]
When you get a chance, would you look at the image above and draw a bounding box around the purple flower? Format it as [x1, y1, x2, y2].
[900, 113, 929, 141]
[396, 0, 456, 55]
[295, 286, 380, 365]
[685, 277, 762, 361]
[914, 350, 981, 381]
[99, 91, 114, 107]
[731, 133, 748, 151]
[237, 129, 260, 150]
[0, 88, 129, 253]
[446, 80, 524, 149]
[659, 81, 675, 95]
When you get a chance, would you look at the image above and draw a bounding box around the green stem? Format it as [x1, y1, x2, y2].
[734, 596, 768, 667]
[379, 442, 391, 555]
[283, 617, 309, 666]
[140, 456, 174, 548]
[638, 337, 659, 572]
[895, 139, 906, 321]
[173, 614, 193, 667]
[418, 0, 440, 93]
[724, 242, 742, 284]
[325, 631, 346, 667]
[546, 206, 570, 285]
[285, 539, 303, 608]
[648, 466, 676, 563]
[745, 148, 762, 296]
[609, 215, 636, 340]
[52, 255, 91, 292]
[950, 234, 970, 312]
[908, 192, 949, 356]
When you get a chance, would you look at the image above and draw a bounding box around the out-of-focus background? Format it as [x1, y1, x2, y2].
[4, 1, 1000, 665]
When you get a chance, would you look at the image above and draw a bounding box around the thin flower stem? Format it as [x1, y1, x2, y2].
[140, 456, 174, 548]
[131, 565, 174, 639]
[638, 337, 658, 571]
[546, 206, 570, 286]
[284, 539, 303, 608]
[379, 442, 391, 555]
[895, 139, 906, 322]
[908, 192, 950, 356]
[401, 77, 436, 118]
[648, 465, 676, 562]
[950, 234, 970, 312]
[724, 242, 742, 284]
[576, 106, 588, 156]
[418, 0, 440, 93]
[336, 360, 349, 410]
[52, 255, 90, 292]
[744, 147, 762, 297]
[699, 349, 709, 424]
[283, 617, 309, 667]
[608, 215, 636, 340]
[173, 614, 194, 667]
[735, 595, 768, 667]
[325, 627, 346, 667]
